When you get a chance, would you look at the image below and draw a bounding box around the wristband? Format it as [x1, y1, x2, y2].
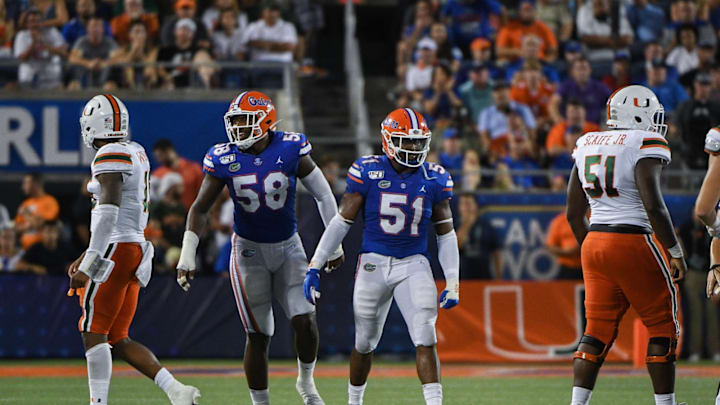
[667, 243, 683, 259]
[710, 264, 720, 271]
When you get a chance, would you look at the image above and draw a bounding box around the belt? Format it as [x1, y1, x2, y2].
[589, 224, 652, 234]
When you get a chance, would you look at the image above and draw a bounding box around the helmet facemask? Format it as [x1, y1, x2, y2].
[650, 107, 667, 137]
[225, 109, 268, 150]
[383, 128, 431, 168]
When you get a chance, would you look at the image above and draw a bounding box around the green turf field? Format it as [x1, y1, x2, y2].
[0, 360, 716, 404]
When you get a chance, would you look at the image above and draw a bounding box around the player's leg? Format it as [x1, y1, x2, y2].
[392, 257, 442, 405]
[571, 232, 630, 405]
[619, 235, 680, 405]
[109, 281, 200, 404]
[349, 254, 394, 405]
[275, 233, 323, 404]
[229, 234, 275, 405]
[76, 243, 127, 405]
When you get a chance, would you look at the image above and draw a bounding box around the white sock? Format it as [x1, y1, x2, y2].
[422, 382, 442, 405]
[571, 386, 592, 405]
[250, 388, 269, 405]
[715, 390, 720, 405]
[298, 358, 316, 384]
[154, 367, 178, 394]
[348, 381, 367, 405]
[654, 393, 675, 405]
[86, 343, 112, 404]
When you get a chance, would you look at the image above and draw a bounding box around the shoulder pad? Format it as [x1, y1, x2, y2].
[93, 142, 133, 172]
[96, 141, 131, 155]
[706, 127, 720, 155]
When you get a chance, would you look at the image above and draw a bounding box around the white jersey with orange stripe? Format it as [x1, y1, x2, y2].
[572, 129, 671, 229]
[88, 141, 150, 244]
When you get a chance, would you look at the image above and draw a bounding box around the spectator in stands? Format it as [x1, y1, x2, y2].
[457, 194, 502, 279]
[202, 0, 248, 34]
[478, 80, 536, 157]
[712, 64, 720, 104]
[675, 72, 720, 169]
[70, 177, 91, 253]
[0, 227, 22, 272]
[550, 57, 611, 125]
[496, 0, 557, 63]
[546, 99, 599, 157]
[430, 22, 462, 72]
[13, 8, 67, 89]
[536, 0, 572, 43]
[319, 157, 345, 194]
[61, 0, 108, 47]
[0, 203, 9, 229]
[441, 0, 502, 50]
[456, 37, 501, 85]
[399, 37, 436, 109]
[632, 40, 679, 82]
[242, 0, 297, 63]
[643, 59, 688, 113]
[28, 0, 68, 30]
[556, 40, 582, 80]
[211, 8, 245, 61]
[546, 210, 582, 279]
[461, 149, 482, 191]
[509, 60, 557, 128]
[503, 34, 560, 84]
[15, 173, 59, 250]
[602, 51, 632, 92]
[68, 16, 118, 89]
[498, 111, 542, 189]
[666, 24, 700, 76]
[422, 62, 462, 127]
[151, 138, 203, 210]
[439, 127, 463, 177]
[663, 0, 716, 52]
[459, 64, 493, 126]
[576, 0, 633, 63]
[680, 40, 716, 87]
[550, 124, 582, 174]
[15, 220, 71, 275]
[626, 0, 666, 54]
[396, 0, 434, 77]
[111, 0, 159, 45]
[158, 18, 215, 88]
[109, 20, 158, 89]
[0, 0, 15, 51]
[679, 216, 720, 362]
[149, 172, 186, 251]
[160, 0, 209, 48]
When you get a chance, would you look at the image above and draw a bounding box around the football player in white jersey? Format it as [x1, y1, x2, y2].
[68, 94, 201, 405]
[693, 124, 720, 404]
[566, 85, 687, 405]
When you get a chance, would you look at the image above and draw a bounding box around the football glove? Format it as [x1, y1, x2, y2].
[303, 268, 321, 305]
[439, 279, 459, 310]
[708, 216, 720, 238]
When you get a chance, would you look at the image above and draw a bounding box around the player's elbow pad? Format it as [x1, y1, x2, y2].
[437, 230, 459, 283]
[301, 166, 338, 226]
[310, 214, 352, 269]
[88, 204, 119, 256]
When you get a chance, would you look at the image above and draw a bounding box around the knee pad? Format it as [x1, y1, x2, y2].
[354, 339, 376, 355]
[573, 335, 611, 364]
[411, 319, 437, 347]
[646, 337, 677, 364]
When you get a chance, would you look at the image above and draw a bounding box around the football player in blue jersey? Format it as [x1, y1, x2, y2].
[303, 108, 460, 405]
[176, 91, 344, 405]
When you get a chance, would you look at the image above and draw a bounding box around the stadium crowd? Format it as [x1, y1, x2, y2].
[0, 0, 324, 88]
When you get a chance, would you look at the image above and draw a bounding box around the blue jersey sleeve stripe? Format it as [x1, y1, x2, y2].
[348, 174, 364, 184]
[348, 167, 362, 178]
[299, 144, 312, 156]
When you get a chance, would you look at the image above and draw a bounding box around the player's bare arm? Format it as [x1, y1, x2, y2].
[566, 166, 590, 245]
[695, 153, 720, 231]
[635, 158, 687, 281]
[707, 238, 720, 298]
[176, 173, 225, 291]
[432, 199, 460, 309]
[297, 154, 345, 270]
[69, 172, 122, 290]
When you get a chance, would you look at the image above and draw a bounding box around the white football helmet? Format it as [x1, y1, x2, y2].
[80, 94, 129, 148]
[606, 85, 667, 136]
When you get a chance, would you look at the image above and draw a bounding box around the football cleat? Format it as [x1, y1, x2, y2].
[296, 379, 325, 405]
[167, 381, 201, 405]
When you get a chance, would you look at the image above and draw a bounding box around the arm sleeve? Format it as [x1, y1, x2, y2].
[437, 230, 460, 283]
[637, 135, 672, 164]
[705, 127, 720, 155]
[300, 166, 338, 227]
[309, 214, 352, 269]
[92, 143, 134, 176]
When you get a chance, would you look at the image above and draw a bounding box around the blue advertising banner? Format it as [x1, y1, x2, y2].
[0, 99, 228, 172]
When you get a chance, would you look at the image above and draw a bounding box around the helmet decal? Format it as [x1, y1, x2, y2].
[403, 107, 418, 129]
[103, 94, 121, 132]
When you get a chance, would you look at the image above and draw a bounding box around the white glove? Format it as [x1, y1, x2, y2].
[708, 216, 720, 238]
[439, 279, 459, 309]
[177, 231, 199, 292]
